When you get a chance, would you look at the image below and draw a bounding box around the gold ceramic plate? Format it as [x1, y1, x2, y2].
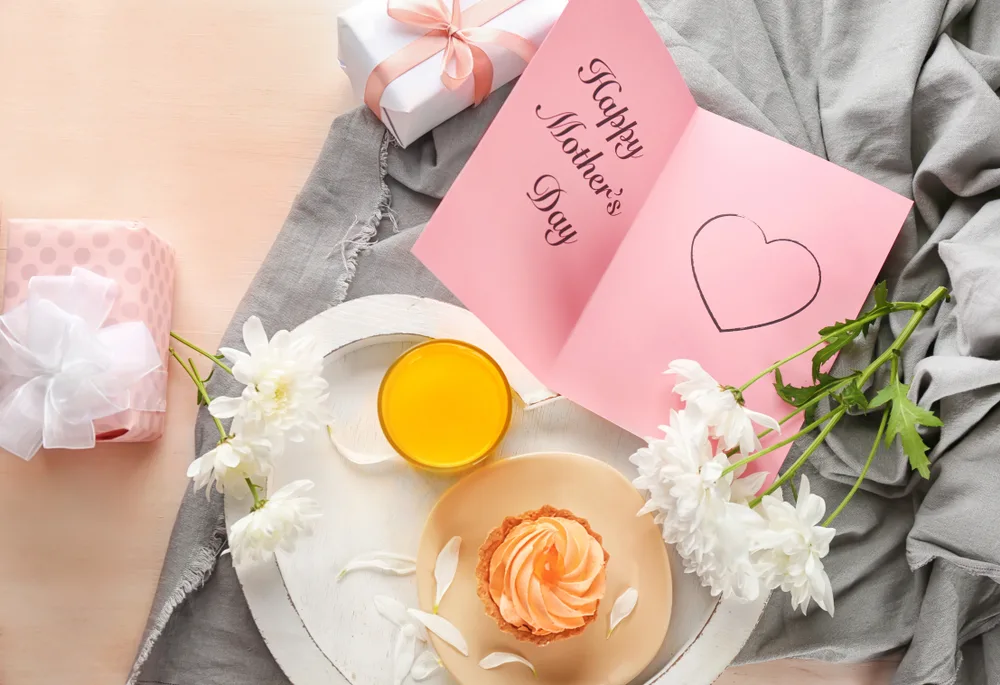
[417, 452, 672, 685]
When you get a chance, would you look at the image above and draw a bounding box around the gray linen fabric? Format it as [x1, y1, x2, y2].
[131, 1, 1000, 684]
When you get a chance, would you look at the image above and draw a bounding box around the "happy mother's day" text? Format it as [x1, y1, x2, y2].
[528, 57, 645, 247]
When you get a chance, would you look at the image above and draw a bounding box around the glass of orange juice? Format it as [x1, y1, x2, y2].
[377, 339, 512, 472]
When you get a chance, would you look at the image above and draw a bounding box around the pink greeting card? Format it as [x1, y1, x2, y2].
[412, 0, 912, 478]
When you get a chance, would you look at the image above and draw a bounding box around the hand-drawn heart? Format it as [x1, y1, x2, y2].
[690, 214, 822, 333]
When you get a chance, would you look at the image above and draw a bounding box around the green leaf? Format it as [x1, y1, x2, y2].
[818, 285, 893, 342]
[839, 379, 869, 411]
[869, 379, 942, 479]
[774, 369, 835, 404]
[873, 281, 889, 309]
[818, 320, 854, 337]
[811, 332, 856, 380]
[774, 370, 845, 423]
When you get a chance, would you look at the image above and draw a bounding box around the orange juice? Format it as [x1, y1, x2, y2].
[378, 339, 512, 471]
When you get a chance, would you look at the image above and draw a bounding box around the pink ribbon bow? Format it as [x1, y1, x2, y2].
[364, 0, 537, 117]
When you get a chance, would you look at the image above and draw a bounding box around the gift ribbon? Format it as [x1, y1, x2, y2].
[364, 0, 537, 117]
[0, 267, 163, 460]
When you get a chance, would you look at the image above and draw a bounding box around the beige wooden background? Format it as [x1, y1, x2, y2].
[0, 1, 896, 684]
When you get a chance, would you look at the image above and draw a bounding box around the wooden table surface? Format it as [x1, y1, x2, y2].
[0, 2, 895, 684]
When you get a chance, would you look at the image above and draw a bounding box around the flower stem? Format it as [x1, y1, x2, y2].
[749, 406, 847, 507]
[823, 407, 889, 526]
[170, 331, 233, 375]
[737, 338, 827, 392]
[246, 477, 267, 511]
[742, 376, 855, 450]
[722, 409, 839, 476]
[168, 348, 227, 440]
[857, 286, 948, 388]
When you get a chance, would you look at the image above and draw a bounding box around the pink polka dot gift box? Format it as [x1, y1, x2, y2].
[1, 219, 176, 454]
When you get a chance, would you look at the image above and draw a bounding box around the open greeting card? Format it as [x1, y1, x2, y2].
[413, 0, 912, 477]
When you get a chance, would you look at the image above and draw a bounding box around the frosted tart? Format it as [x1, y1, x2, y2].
[476, 505, 609, 645]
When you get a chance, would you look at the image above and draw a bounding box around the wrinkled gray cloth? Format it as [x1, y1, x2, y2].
[130, 1, 1000, 684]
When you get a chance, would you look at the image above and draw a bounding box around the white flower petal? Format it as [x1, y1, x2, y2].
[208, 396, 243, 419]
[478, 652, 536, 676]
[186, 454, 208, 479]
[214, 443, 241, 468]
[338, 552, 417, 580]
[374, 595, 410, 627]
[270, 329, 292, 349]
[393, 624, 417, 685]
[730, 470, 768, 504]
[218, 346, 250, 366]
[744, 407, 781, 432]
[797, 474, 812, 503]
[327, 426, 396, 465]
[242, 316, 270, 357]
[407, 609, 468, 656]
[411, 651, 442, 681]
[272, 479, 317, 500]
[607, 587, 639, 637]
[433, 536, 461, 613]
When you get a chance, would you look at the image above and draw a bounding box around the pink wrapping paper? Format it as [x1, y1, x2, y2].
[2, 219, 176, 445]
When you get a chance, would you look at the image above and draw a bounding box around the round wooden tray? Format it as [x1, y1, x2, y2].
[225, 294, 767, 685]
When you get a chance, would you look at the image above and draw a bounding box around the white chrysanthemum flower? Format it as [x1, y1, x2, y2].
[209, 316, 332, 446]
[186, 430, 272, 499]
[754, 475, 836, 615]
[229, 479, 322, 567]
[631, 409, 767, 601]
[666, 359, 780, 455]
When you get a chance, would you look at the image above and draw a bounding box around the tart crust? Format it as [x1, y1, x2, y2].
[475, 505, 610, 645]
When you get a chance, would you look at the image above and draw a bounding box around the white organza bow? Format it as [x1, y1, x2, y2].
[0, 267, 162, 460]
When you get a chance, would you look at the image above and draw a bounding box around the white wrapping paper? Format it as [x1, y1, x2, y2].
[337, 0, 567, 147]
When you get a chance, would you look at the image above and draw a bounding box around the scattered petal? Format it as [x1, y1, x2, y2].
[411, 650, 442, 681]
[607, 587, 639, 637]
[338, 552, 417, 580]
[328, 425, 397, 465]
[393, 624, 417, 685]
[407, 609, 469, 656]
[433, 536, 462, 613]
[374, 595, 410, 627]
[479, 652, 537, 676]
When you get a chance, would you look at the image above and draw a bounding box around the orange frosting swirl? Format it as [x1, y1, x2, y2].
[488, 516, 607, 635]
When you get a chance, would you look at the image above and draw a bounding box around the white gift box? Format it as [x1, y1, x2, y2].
[338, 0, 567, 147]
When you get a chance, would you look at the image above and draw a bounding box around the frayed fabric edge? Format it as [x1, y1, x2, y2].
[126, 517, 229, 685]
[126, 130, 394, 685]
[331, 131, 393, 302]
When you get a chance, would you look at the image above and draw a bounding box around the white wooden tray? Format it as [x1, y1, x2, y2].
[226, 294, 767, 685]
